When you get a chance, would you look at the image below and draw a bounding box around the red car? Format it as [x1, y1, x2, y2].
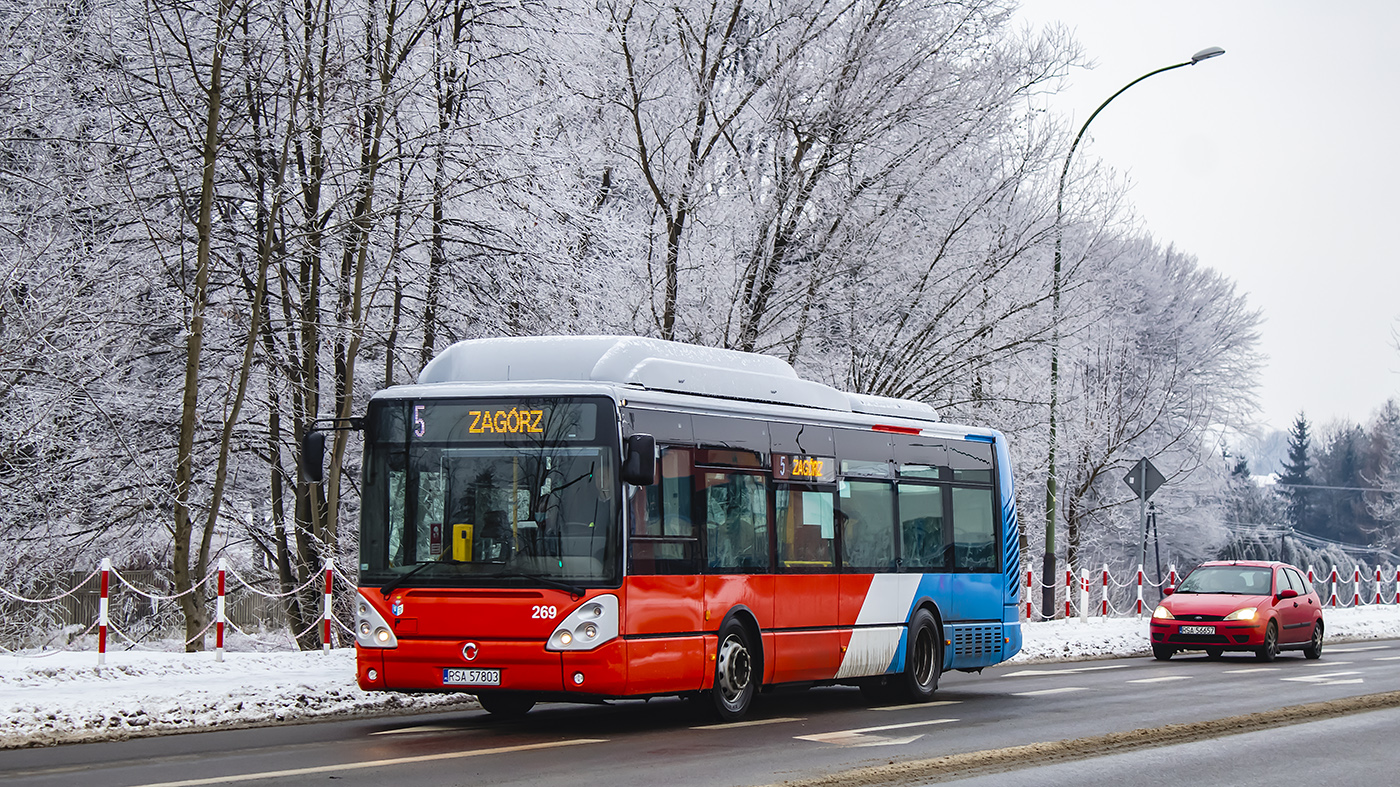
[1150, 560, 1324, 662]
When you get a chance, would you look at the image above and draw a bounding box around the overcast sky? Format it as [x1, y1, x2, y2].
[1014, 1, 1400, 437]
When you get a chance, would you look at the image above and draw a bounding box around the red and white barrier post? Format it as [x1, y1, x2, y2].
[1065, 569, 1073, 619]
[1351, 566, 1362, 606]
[1168, 565, 1177, 589]
[98, 557, 111, 667]
[1375, 567, 1384, 605]
[1026, 569, 1033, 620]
[215, 557, 227, 662]
[1395, 567, 1399, 605]
[1135, 565, 1145, 616]
[1079, 569, 1090, 623]
[322, 557, 334, 652]
[1327, 566, 1340, 607]
[1101, 564, 1110, 617]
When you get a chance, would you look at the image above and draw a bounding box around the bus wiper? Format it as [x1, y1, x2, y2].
[487, 568, 584, 599]
[380, 558, 467, 597]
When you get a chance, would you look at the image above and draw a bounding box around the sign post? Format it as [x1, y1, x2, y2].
[1124, 458, 1165, 577]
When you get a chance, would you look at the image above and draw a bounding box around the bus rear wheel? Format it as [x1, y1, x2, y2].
[476, 692, 535, 719]
[900, 609, 941, 703]
[711, 620, 757, 721]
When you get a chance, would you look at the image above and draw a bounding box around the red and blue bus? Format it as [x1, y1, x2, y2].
[334, 336, 1021, 720]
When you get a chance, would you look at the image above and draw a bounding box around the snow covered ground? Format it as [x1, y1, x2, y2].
[5, 607, 1400, 749]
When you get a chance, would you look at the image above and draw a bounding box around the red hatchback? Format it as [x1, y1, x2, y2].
[1150, 560, 1324, 662]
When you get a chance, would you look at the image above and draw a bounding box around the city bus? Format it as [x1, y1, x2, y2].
[317, 335, 1022, 720]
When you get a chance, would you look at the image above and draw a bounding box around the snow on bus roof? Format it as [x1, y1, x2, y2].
[416, 335, 939, 423]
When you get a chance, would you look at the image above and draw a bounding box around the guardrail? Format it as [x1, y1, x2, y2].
[1026, 564, 1400, 621]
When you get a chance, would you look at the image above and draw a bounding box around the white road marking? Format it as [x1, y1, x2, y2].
[1304, 660, 1351, 666]
[371, 724, 463, 736]
[124, 738, 607, 787]
[1012, 686, 1089, 697]
[1283, 671, 1364, 685]
[692, 716, 804, 730]
[871, 700, 961, 711]
[1223, 667, 1280, 674]
[1126, 676, 1193, 684]
[1373, 656, 1400, 661]
[796, 718, 956, 747]
[1326, 645, 1390, 653]
[1001, 664, 1130, 678]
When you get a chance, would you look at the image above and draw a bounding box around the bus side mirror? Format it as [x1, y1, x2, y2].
[301, 431, 326, 484]
[622, 433, 656, 486]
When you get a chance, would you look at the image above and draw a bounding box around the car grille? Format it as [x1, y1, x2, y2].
[1173, 614, 1225, 622]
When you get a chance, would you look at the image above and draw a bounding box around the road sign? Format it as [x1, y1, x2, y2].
[1124, 458, 1165, 501]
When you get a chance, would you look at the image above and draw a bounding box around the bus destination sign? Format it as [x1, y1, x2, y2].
[772, 453, 836, 484]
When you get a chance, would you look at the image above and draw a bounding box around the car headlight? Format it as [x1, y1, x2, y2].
[1152, 605, 1174, 619]
[1224, 607, 1258, 621]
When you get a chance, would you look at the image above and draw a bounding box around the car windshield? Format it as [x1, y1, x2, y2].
[359, 397, 620, 588]
[1177, 566, 1273, 595]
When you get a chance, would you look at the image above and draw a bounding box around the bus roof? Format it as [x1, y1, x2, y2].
[417, 335, 940, 424]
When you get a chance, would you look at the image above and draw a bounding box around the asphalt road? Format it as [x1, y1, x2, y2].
[4, 640, 1400, 787]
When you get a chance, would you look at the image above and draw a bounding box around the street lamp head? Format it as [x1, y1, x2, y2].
[1191, 46, 1226, 64]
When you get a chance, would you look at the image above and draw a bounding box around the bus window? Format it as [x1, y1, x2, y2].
[703, 472, 769, 570]
[839, 480, 896, 570]
[898, 483, 947, 569]
[951, 487, 997, 570]
[629, 448, 699, 574]
[776, 486, 835, 568]
[948, 439, 993, 483]
[834, 429, 893, 478]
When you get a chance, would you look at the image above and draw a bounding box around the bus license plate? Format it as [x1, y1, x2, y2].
[1180, 625, 1214, 635]
[443, 668, 501, 686]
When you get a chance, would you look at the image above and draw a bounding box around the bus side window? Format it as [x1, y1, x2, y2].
[776, 486, 835, 568]
[951, 487, 997, 570]
[898, 482, 947, 569]
[704, 472, 769, 571]
[629, 448, 698, 574]
[839, 480, 896, 571]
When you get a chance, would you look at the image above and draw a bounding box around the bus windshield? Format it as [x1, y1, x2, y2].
[359, 397, 620, 588]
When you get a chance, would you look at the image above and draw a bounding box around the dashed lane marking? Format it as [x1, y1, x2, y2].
[1374, 656, 1400, 661]
[1223, 667, 1281, 674]
[692, 717, 804, 730]
[1126, 676, 1193, 684]
[1001, 664, 1130, 678]
[796, 719, 957, 748]
[871, 700, 961, 711]
[1326, 645, 1391, 653]
[123, 738, 607, 787]
[1282, 670, 1363, 685]
[1011, 687, 1090, 697]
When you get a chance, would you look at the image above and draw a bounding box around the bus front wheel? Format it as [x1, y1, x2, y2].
[711, 620, 757, 721]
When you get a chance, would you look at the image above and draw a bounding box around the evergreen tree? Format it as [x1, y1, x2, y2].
[1278, 413, 1315, 534]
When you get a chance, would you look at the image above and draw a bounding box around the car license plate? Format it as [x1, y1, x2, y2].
[443, 668, 501, 686]
[1180, 625, 1214, 635]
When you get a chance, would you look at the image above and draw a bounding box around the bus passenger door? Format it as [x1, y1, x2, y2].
[772, 485, 840, 682]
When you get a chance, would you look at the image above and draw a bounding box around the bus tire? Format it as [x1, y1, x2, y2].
[711, 619, 757, 721]
[900, 608, 941, 703]
[476, 692, 535, 719]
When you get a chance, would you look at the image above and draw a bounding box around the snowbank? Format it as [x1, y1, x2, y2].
[4, 606, 1398, 749]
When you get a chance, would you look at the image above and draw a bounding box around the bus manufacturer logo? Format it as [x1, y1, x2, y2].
[462, 642, 479, 661]
[391, 599, 404, 616]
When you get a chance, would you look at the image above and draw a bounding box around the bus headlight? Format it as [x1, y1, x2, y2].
[355, 592, 398, 649]
[546, 594, 619, 651]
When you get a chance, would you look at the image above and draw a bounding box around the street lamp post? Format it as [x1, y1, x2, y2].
[1042, 46, 1225, 620]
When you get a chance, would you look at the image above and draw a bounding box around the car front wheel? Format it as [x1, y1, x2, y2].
[1152, 643, 1174, 661]
[1255, 621, 1279, 663]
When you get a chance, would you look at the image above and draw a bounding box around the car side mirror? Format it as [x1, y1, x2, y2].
[621, 433, 656, 486]
[1162, 585, 1175, 596]
[301, 430, 326, 484]
[1278, 588, 1299, 600]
